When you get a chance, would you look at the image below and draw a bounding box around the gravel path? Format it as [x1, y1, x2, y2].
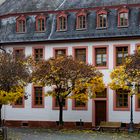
[7, 128, 140, 140]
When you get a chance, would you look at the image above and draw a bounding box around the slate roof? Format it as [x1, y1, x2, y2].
[0, 0, 140, 44]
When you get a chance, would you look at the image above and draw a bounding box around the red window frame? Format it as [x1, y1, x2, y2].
[57, 12, 67, 31]
[16, 15, 26, 33]
[13, 47, 25, 59]
[97, 9, 108, 29]
[118, 7, 129, 27]
[76, 9, 87, 30]
[35, 14, 46, 32]
[12, 96, 24, 108]
[53, 47, 68, 58]
[32, 86, 44, 108]
[52, 97, 68, 110]
[72, 98, 88, 110]
[33, 47, 45, 61]
[113, 90, 130, 111]
[93, 45, 109, 69]
[113, 44, 130, 67]
[73, 46, 88, 63]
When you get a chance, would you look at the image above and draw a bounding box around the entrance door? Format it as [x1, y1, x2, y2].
[95, 101, 107, 126]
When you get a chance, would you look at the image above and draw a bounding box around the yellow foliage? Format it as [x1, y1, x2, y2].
[0, 86, 24, 105]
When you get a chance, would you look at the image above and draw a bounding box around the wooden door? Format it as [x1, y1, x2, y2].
[95, 101, 107, 126]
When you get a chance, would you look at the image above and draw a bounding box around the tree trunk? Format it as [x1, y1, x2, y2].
[0, 104, 2, 127]
[59, 103, 63, 126]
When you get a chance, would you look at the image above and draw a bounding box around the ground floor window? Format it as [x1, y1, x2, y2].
[32, 86, 44, 108]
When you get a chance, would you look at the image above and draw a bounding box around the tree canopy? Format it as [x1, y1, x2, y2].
[32, 56, 105, 125]
[109, 49, 140, 95]
[0, 52, 30, 105]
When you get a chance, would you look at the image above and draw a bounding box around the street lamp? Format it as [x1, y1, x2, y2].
[127, 82, 138, 133]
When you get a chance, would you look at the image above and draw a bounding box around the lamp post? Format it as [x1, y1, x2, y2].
[128, 82, 137, 133]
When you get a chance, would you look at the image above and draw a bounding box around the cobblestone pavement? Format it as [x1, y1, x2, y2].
[7, 128, 140, 140]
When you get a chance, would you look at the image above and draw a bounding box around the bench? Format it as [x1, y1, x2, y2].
[136, 123, 140, 133]
[99, 121, 121, 132]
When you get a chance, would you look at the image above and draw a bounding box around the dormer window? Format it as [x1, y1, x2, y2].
[97, 9, 107, 28]
[16, 15, 26, 33]
[36, 15, 46, 32]
[57, 12, 67, 31]
[118, 7, 129, 27]
[76, 9, 87, 30]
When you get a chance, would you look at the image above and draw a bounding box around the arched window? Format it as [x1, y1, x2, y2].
[16, 15, 26, 33]
[57, 12, 67, 31]
[118, 7, 129, 27]
[76, 9, 87, 30]
[36, 15, 46, 32]
[97, 9, 107, 28]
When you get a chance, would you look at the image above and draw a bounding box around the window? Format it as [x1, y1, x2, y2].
[33, 48, 44, 61]
[119, 13, 128, 27]
[32, 86, 44, 108]
[74, 99, 86, 107]
[52, 97, 67, 110]
[95, 48, 107, 66]
[97, 10, 107, 28]
[116, 90, 128, 108]
[13, 97, 24, 108]
[16, 16, 26, 33]
[77, 15, 86, 29]
[76, 9, 87, 30]
[57, 12, 67, 31]
[72, 98, 87, 110]
[15, 97, 23, 106]
[98, 14, 107, 28]
[36, 15, 46, 32]
[96, 89, 107, 98]
[58, 16, 67, 31]
[138, 97, 140, 108]
[55, 49, 66, 57]
[75, 48, 86, 62]
[118, 8, 129, 27]
[116, 46, 128, 66]
[14, 48, 25, 59]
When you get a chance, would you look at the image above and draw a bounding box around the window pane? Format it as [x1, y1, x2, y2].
[15, 97, 23, 105]
[116, 47, 128, 66]
[75, 48, 86, 62]
[95, 48, 107, 66]
[59, 16, 66, 30]
[119, 13, 128, 26]
[34, 87, 43, 105]
[14, 49, 24, 59]
[78, 15, 86, 29]
[99, 14, 107, 28]
[116, 89, 128, 108]
[34, 48, 43, 61]
[55, 49, 66, 57]
[75, 99, 86, 107]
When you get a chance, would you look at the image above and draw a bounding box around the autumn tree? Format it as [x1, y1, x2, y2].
[109, 49, 140, 93]
[32, 56, 105, 125]
[0, 51, 30, 126]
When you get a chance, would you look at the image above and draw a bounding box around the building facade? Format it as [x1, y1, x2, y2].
[0, 0, 140, 128]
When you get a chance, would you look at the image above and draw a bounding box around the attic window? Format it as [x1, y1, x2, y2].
[76, 9, 87, 30]
[57, 12, 67, 31]
[16, 15, 26, 33]
[118, 7, 129, 27]
[36, 15, 46, 32]
[97, 9, 107, 28]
